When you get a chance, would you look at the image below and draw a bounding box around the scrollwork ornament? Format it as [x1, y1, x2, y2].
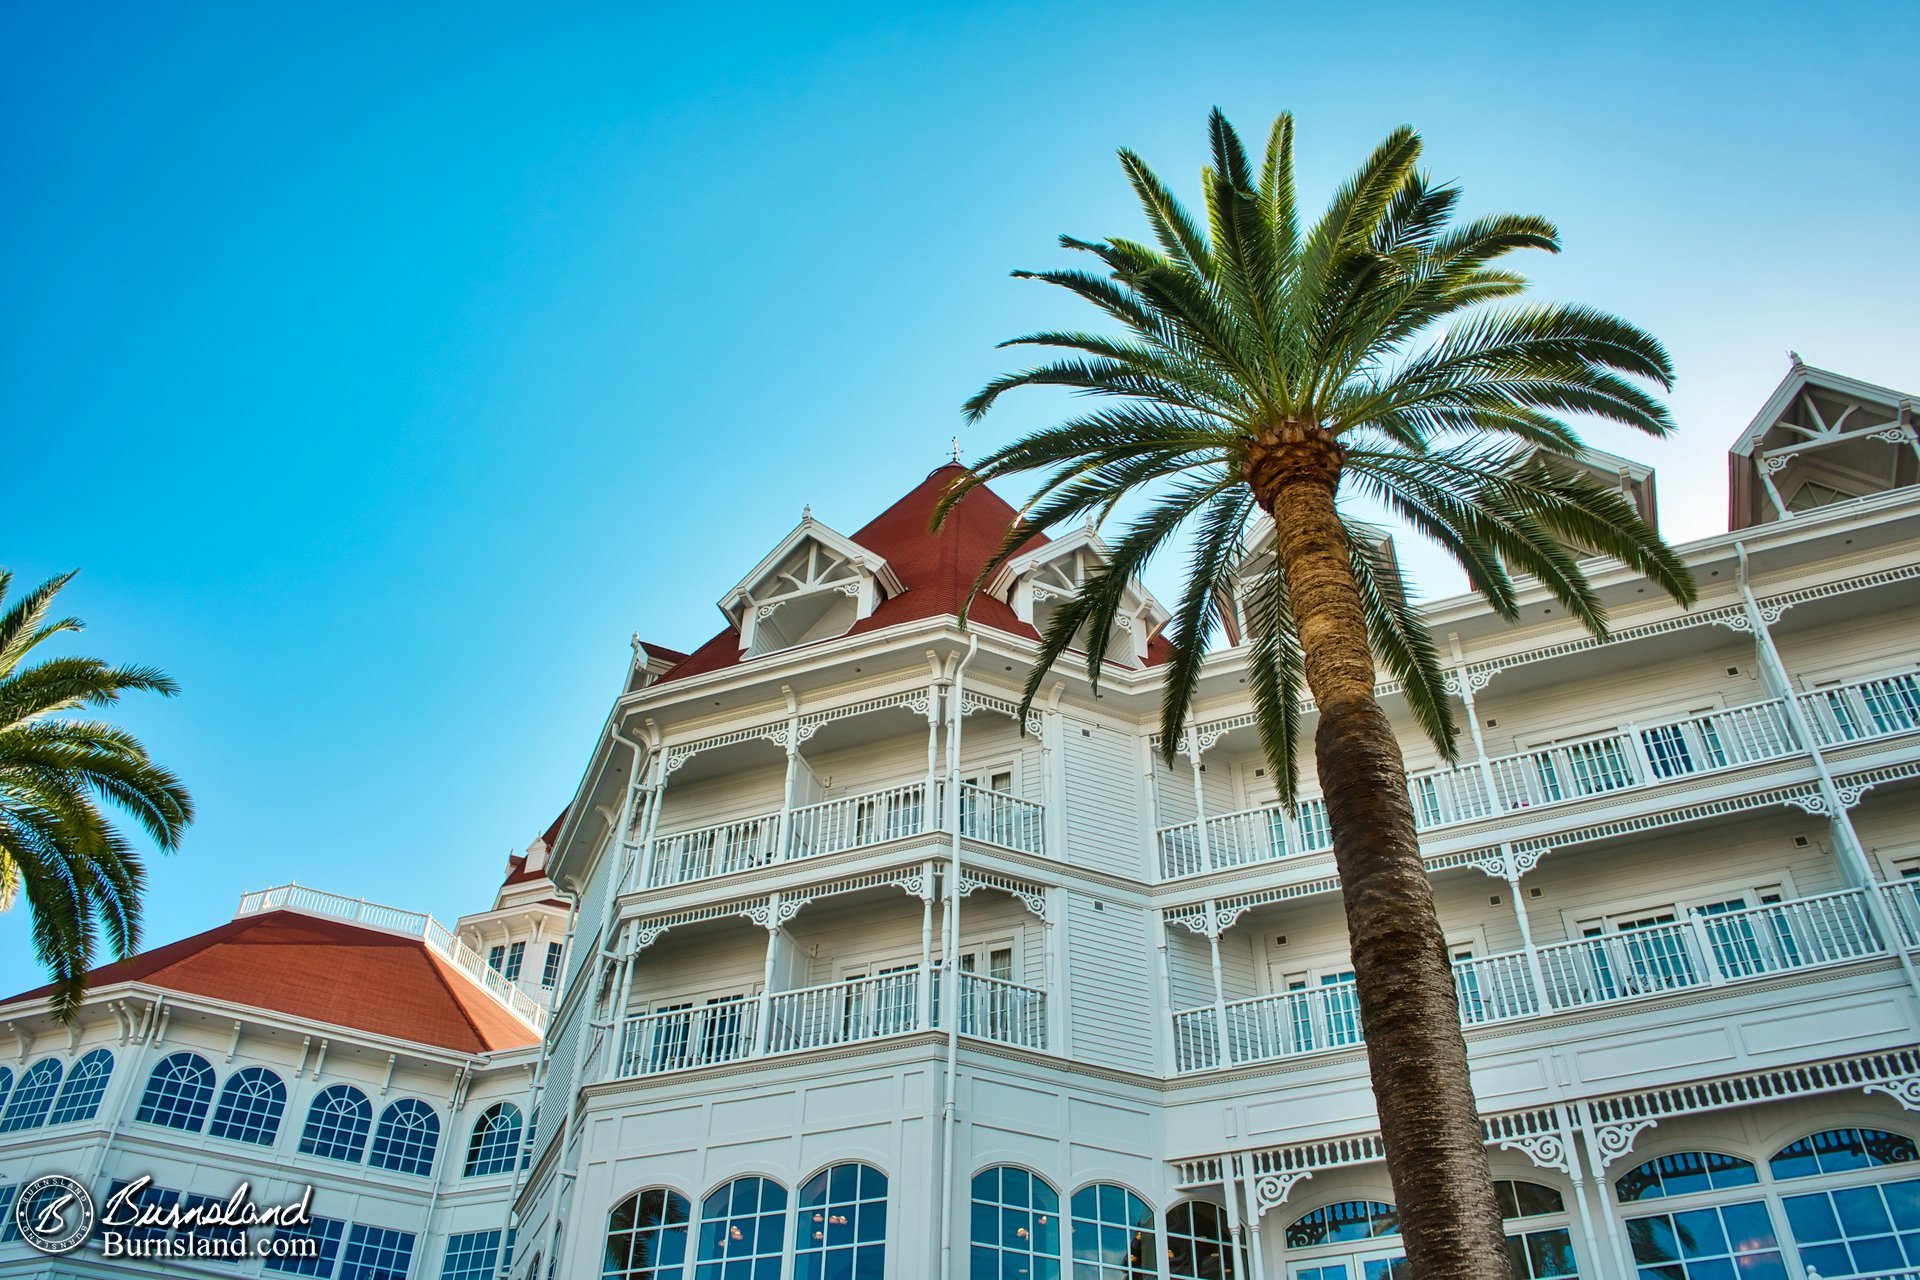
[1864, 1078, 1920, 1112]
[1509, 844, 1548, 878]
[1761, 454, 1792, 475]
[1783, 790, 1832, 817]
[632, 926, 666, 953]
[1252, 1170, 1312, 1216]
[1872, 426, 1913, 445]
[1167, 909, 1212, 937]
[1593, 1117, 1659, 1167]
[1498, 1131, 1571, 1174]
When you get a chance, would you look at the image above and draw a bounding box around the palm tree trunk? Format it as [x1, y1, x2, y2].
[1252, 426, 1511, 1280]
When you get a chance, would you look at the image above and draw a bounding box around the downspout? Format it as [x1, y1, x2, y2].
[1734, 540, 1920, 1003]
[938, 635, 979, 1280]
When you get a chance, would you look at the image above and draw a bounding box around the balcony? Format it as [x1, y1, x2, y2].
[1171, 886, 1899, 1071]
[1157, 695, 1803, 880]
[640, 781, 1046, 891]
[607, 968, 1048, 1080]
[1799, 670, 1920, 747]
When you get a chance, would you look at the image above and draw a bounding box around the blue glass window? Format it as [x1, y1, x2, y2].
[1783, 1176, 1920, 1277]
[795, 1163, 886, 1280]
[464, 1102, 523, 1177]
[265, 1215, 347, 1276]
[445, 1229, 505, 1280]
[0, 1058, 63, 1131]
[1615, 1151, 1758, 1203]
[1505, 1226, 1578, 1279]
[209, 1066, 287, 1145]
[1770, 1128, 1920, 1181]
[0, 1067, 13, 1113]
[694, 1176, 786, 1279]
[48, 1049, 113, 1124]
[1070, 1182, 1156, 1280]
[1286, 1201, 1400, 1248]
[0, 1187, 17, 1242]
[369, 1098, 440, 1176]
[1625, 1200, 1785, 1280]
[604, 1187, 691, 1278]
[300, 1084, 373, 1162]
[136, 1052, 216, 1131]
[1166, 1201, 1237, 1279]
[970, 1166, 1061, 1280]
[341, 1223, 416, 1280]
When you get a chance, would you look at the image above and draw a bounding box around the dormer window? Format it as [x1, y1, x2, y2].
[1730, 362, 1919, 529]
[1786, 478, 1860, 513]
[989, 528, 1168, 668]
[720, 515, 903, 660]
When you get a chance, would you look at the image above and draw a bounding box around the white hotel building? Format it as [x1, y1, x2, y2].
[3, 359, 1920, 1280]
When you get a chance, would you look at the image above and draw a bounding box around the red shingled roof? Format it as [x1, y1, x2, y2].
[3, 911, 538, 1053]
[502, 808, 568, 888]
[657, 465, 1050, 683]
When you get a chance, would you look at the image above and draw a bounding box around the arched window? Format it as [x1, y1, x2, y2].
[693, 1176, 786, 1278]
[1070, 1183, 1155, 1280]
[300, 1084, 373, 1162]
[209, 1066, 287, 1144]
[1615, 1151, 1758, 1203]
[1166, 1200, 1236, 1279]
[464, 1102, 524, 1177]
[0, 1066, 13, 1113]
[1770, 1127, 1920, 1180]
[0, 1058, 64, 1131]
[970, 1166, 1061, 1280]
[369, 1098, 440, 1176]
[1494, 1182, 1576, 1280]
[795, 1163, 886, 1279]
[603, 1187, 691, 1278]
[135, 1052, 216, 1131]
[1285, 1201, 1399, 1249]
[48, 1049, 113, 1125]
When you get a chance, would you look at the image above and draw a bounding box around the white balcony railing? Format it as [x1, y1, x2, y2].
[235, 884, 548, 1030]
[1156, 696, 1804, 880]
[1172, 887, 1892, 1072]
[1800, 671, 1920, 747]
[638, 779, 1048, 890]
[607, 968, 1050, 1080]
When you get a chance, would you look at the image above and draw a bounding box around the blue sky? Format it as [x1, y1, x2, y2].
[3, 1, 1916, 995]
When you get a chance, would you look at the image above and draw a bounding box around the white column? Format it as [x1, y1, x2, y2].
[924, 677, 944, 836]
[1042, 888, 1065, 1053]
[1151, 913, 1177, 1077]
[1503, 847, 1550, 1009]
[1206, 901, 1231, 1069]
[753, 896, 782, 1056]
[1574, 1101, 1639, 1280]
[1240, 1161, 1271, 1280]
[1187, 728, 1214, 873]
[777, 704, 802, 860]
[918, 866, 937, 1030]
[1562, 1116, 1610, 1280]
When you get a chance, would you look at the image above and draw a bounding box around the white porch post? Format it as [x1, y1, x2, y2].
[1574, 1101, 1639, 1280]
[1206, 900, 1231, 1070]
[1503, 845, 1550, 1009]
[777, 690, 802, 860]
[753, 894, 782, 1056]
[917, 861, 937, 1030]
[1150, 912, 1176, 1076]
[1561, 1113, 1610, 1280]
[1187, 727, 1215, 874]
[634, 751, 670, 892]
[1449, 636, 1500, 813]
[1240, 1161, 1271, 1280]
[924, 669, 944, 835]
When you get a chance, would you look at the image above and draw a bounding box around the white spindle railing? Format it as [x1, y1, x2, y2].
[1155, 695, 1807, 881]
[957, 784, 1047, 855]
[765, 971, 923, 1053]
[787, 782, 930, 860]
[613, 1000, 758, 1077]
[235, 884, 548, 1030]
[1800, 671, 1920, 746]
[1170, 888, 1890, 1070]
[647, 812, 783, 887]
[1880, 880, 1920, 950]
[952, 972, 1048, 1049]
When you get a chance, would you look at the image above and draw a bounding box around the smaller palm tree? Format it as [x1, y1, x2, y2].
[0, 569, 194, 1019]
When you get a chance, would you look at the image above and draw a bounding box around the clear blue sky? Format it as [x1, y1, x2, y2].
[4, 1, 1916, 995]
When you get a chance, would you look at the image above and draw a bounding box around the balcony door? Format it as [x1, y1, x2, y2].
[1289, 1246, 1407, 1280]
[840, 961, 919, 1039]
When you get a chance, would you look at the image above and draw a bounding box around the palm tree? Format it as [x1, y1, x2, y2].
[0, 569, 193, 1020]
[939, 110, 1694, 1278]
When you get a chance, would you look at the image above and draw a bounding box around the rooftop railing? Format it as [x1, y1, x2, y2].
[1172, 885, 1895, 1072]
[235, 884, 549, 1031]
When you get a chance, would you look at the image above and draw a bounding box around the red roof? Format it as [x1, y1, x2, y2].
[502, 808, 568, 888]
[3, 911, 538, 1053]
[658, 465, 1052, 683]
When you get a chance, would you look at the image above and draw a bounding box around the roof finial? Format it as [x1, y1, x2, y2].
[1788, 349, 1804, 369]
[802, 503, 812, 521]
[950, 435, 962, 464]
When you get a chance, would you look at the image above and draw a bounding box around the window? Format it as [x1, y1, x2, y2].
[48, 1049, 113, 1124]
[0, 1186, 18, 1242]
[0, 1058, 63, 1131]
[542, 942, 565, 989]
[694, 1176, 787, 1279]
[1495, 1181, 1565, 1219]
[180, 1190, 247, 1249]
[1770, 1127, 1920, 1180]
[136, 1052, 216, 1131]
[266, 1215, 347, 1276]
[970, 1166, 1060, 1280]
[1166, 1200, 1237, 1279]
[1070, 1182, 1155, 1280]
[445, 1230, 506, 1280]
[300, 1084, 374, 1162]
[1788, 479, 1858, 512]
[369, 1098, 440, 1176]
[1616, 1151, 1759, 1202]
[1286, 1201, 1399, 1248]
[0, 1067, 12, 1113]
[341, 1224, 416, 1280]
[465, 1101, 524, 1177]
[504, 941, 527, 983]
[489, 945, 507, 973]
[604, 1187, 691, 1278]
[1624, 1200, 1785, 1280]
[1782, 1176, 1920, 1277]
[209, 1066, 287, 1145]
[1507, 1226, 1579, 1279]
[795, 1163, 886, 1280]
